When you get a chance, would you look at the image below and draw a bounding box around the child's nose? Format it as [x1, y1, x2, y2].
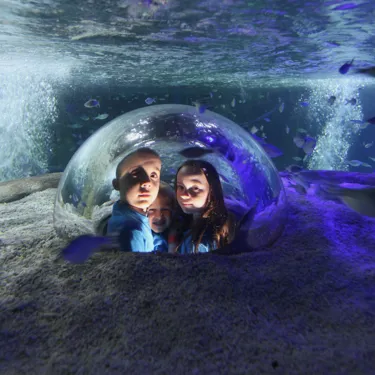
[141, 180, 151, 188]
[139, 174, 151, 187]
[138, 169, 151, 186]
[180, 191, 190, 198]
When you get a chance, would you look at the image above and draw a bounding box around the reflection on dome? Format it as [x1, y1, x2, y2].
[53, 104, 287, 249]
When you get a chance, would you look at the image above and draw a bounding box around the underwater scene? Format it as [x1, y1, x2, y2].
[1, 0, 375, 182]
[4, 83, 375, 180]
[1, 1, 375, 374]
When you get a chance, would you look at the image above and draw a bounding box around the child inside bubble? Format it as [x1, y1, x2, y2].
[173, 159, 236, 254]
[107, 147, 162, 252]
[147, 181, 176, 253]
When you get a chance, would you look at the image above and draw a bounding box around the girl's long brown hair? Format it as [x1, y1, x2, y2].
[174, 159, 236, 253]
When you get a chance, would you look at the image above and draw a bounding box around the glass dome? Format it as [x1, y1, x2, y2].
[54, 104, 287, 249]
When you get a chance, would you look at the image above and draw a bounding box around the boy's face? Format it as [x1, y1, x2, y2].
[176, 166, 210, 215]
[147, 195, 173, 233]
[112, 153, 161, 212]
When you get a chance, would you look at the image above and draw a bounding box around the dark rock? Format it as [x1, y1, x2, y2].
[0, 173, 62, 203]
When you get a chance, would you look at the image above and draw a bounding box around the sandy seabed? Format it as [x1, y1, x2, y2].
[1, 179, 375, 375]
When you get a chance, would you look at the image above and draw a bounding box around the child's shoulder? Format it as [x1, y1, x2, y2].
[108, 201, 149, 233]
[111, 201, 141, 219]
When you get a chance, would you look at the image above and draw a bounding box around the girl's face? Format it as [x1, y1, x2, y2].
[176, 166, 210, 215]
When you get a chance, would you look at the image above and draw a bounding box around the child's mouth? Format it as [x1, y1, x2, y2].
[153, 220, 166, 226]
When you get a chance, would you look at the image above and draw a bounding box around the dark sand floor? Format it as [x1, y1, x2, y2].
[1, 178, 375, 375]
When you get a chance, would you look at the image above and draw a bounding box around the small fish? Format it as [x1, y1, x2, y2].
[279, 102, 285, 113]
[350, 119, 365, 124]
[345, 98, 357, 105]
[195, 103, 208, 114]
[62, 235, 112, 264]
[94, 113, 109, 120]
[252, 105, 278, 123]
[80, 114, 90, 121]
[250, 126, 259, 134]
[251, 134, 267, 145]
[348, 160, 368, 167]
[292, 156, 303, 161]
[285, 126, 290, 134]
[264, 117, 271, 122]
[355, 66, 375, 78]
[369, 157, 375, 162]
[366, 117, 375, 125]
[179, 147, 215, 158]
[359, 123, 370, 130]
[145, 97, 156, 105]
[300, 101, 309, 107]
[293, 134, 306, 148]
[303, 136, 317, 155]
[261, 143, 283, 158]
[339, 58, 354, 74]
[231, 98, 236, 107]
[363, 142, 373, 149]
[362, 163, 372, 168]
[297, 128, 308, 133]
[328, 96, 336, 105]
[348, 160, 361, 167]
[84, 99, 100, 108]
[333, 3, 359, 10]
[209, 92, 214, 98]
[68, 123, 83, 129]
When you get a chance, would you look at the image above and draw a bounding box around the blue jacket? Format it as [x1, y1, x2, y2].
[107, 201, 154, 252]
[178, 230, 217, 254]
[152, 231, 168, 253]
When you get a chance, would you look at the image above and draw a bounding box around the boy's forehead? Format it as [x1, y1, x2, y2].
[120, 153, 161, 173]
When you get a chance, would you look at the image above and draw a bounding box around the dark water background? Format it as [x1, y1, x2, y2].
[1, 0, 375, 182]
[49, 84, 375, 176]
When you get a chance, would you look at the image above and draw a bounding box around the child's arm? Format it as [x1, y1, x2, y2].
[118, 224, 147, 252]
[108, 217, 148, 252]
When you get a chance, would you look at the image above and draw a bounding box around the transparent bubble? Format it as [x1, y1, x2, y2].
[54, 104, 287, 249]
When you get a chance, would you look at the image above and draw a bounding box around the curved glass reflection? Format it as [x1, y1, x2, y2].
[54, 104, 287, 249]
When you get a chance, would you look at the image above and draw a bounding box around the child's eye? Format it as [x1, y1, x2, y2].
[151, 173, 159, 179]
